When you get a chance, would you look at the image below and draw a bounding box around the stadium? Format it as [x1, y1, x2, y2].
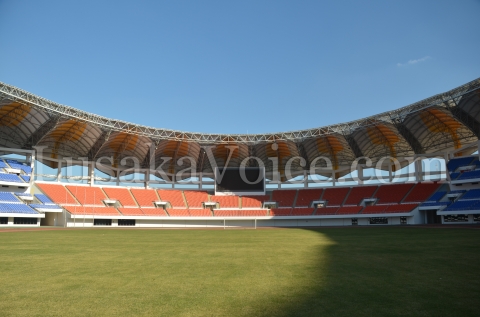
[1, 78, 480, 316]
[0, 78, 479, 228]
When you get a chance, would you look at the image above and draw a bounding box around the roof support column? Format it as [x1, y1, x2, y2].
[56, 156, 63, 183]
[199, 172, 203, 190]
[303, 170, 308, 188]
[332, 170, 336, 187]
[357, 164, 364, 185]
[145, 170, 150, 189]
[415, 158, 423, 182]
[388, 159, 393, 182]
[88, 161, 94, 186]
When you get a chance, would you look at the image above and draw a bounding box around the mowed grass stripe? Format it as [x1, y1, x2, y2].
[0, 228, 479, 316]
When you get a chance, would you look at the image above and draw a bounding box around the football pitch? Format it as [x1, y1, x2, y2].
[1, 227, 479, 317]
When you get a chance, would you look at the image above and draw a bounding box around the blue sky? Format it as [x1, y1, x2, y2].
[0, 0, 479, 134]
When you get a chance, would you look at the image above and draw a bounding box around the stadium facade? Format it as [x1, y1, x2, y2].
[0, 78, 479, 228]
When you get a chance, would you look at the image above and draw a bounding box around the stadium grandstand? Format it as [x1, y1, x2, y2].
[1, 78, 480, 227]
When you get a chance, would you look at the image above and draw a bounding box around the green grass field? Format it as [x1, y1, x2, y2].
[1, 227, 479, 316]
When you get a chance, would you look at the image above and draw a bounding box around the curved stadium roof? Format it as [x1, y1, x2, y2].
[0, 78, 479, 180]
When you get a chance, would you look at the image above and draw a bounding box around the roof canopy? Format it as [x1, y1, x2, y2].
[0, 78, 479, 180]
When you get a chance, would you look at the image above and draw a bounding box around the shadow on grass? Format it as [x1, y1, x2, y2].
[272, 227, 480, 317]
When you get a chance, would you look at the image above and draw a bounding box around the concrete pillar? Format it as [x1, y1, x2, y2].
[88, 161, 95, 186]
[388, 159, 393, 182]
[145, 170, 150, 189]
[304, 170, 308, 188]
[56, 157, 63, 182]
[199, 172, 203, 189]
[357, 164, 364, 185]
[415, 159, 423, 182]
[332, 170, 336, 187]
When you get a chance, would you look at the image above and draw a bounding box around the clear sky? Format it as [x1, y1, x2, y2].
[0, 0, 479, 135]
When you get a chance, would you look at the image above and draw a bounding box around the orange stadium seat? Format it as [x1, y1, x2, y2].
[336, 206, 362, 215]
[343, 186, 377, 205]
[157, 189, 186, 208]
[403, 183, 440, 203]
[36, 183, 78, 205]
[166, 209, 190, 216]
[269, 208, 292, 216]
[188, 209, 212, 216]
[374, 183, 414, 204]
[66, 185, 107, 206]
[118, 207, 145, 216]
[241, 195, 271, 208]
[184, 191, 209, 208]
[64, 206, 120, 216]
[295, 189, 323, 207]
[141, 208, 167, 216]
[214, 209, 267, 216]
[322, 187, 350, 206]
[384, 204, 418, 213]
[103, 187, 137, 207]
[272, 190, 297, 207]
[315, 207, 339, 215]
[210, 195, 240, 208]
[130, 188, 159, 207]
[362, 205, 387, 214]
[291, 207, 315, 215]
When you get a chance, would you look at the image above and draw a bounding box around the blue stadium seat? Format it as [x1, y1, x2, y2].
[459, 189, 480, 200]
[0, 191, 21, 202]
[444, 200, 480, 211]
[447, 157, 474, 172]
[35, 194, 56, 205]
[426, 191, 446, 202]
[29, 203, 62, 210]
[0, 173, 22, 183]
[0, 203, 37, 214]
[456, 170, 480, 180]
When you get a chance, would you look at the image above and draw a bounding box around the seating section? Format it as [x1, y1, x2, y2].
[29, 203, 62, 210]
[272, 190, 297, 207]
[214, 209, 267, 217]
[64, 206, 120, 215]
[0, 192, 20, 202]
[141, 208, 168, 216]
[118, 208, 145, 216]
[362, 204, 418, 214]
[36, 183, 78, 205]
[130, 188, 159, 207]
[447, 157, 474, 172]
[210, 195, 240, 208]
[457, 170, 480, 181]
[295, 189, 323, 207]
[444, 200, 480, 212]
[291, 208, 315, 216]
[66, 185, 107, 206]
[270, 208, 292, 216]
[0, 203, 37, 214]
[374, 183, 414, 204]
[166, 209, 190, 216]
[188, 209, 212, 216]
[426, 191, 446, 202]
[0, 173, 22, 183]
[322, 187, 350, 206]
[336, 206, 362, 215]
[315, 207, 339, 215]
[403, 183, 440, 203]
[459, 189, 480, 200]
[5, 159, 32, 174]
[157, 190, 186, 208]
[184, 191, 209, 208]
[241, 195, 270, 208]
[344, 186, 377, 205]
[103, 187, 137, 207]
